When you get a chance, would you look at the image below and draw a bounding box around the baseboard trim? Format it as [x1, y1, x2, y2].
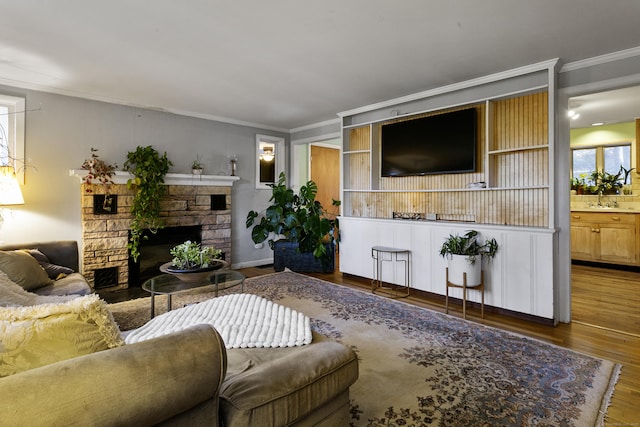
[342, 273, 555, 327]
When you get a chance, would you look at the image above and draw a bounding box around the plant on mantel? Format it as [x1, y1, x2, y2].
[81, 148, 118, 212]
[81, 148, 117, 195]
[123, 145, 172, 262]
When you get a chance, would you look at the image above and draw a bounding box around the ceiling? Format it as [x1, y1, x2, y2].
[1, 1, 639, 131]
[569, 86, 640, 129]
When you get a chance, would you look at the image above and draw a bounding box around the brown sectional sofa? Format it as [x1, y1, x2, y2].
[0, 240, 359, 426]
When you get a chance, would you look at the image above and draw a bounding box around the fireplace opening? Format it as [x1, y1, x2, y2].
[128, 225, 202, 287]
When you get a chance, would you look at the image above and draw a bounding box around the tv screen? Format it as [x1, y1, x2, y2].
[381, 108, 477, 177]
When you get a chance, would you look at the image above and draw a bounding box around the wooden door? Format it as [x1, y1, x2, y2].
[310, 145, 340, 218]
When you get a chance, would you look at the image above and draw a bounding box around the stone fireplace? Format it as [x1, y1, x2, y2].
[71, 170, 239, 290]
[129, 224, 203, 287]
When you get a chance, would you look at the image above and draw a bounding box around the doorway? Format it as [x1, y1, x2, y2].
[310, 144, 340, 218]
[568, 85, 640, 336]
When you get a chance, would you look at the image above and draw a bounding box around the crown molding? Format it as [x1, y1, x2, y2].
[338, 59, 559, 118]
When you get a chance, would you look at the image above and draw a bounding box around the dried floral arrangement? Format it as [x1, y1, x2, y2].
[81, 148, 117, 194]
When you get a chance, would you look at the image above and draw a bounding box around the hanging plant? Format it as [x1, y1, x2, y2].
[123, 145, 172, 261]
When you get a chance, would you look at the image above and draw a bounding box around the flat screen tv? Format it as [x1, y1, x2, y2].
[381, 108, 477, 177]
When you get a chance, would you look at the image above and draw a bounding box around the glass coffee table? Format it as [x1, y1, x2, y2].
[142, 270, 245, 318]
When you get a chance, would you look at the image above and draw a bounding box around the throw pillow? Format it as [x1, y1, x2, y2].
[0, 250, 53, 291]
[0, 294, 125, 377]
[25, 249, 75, 279]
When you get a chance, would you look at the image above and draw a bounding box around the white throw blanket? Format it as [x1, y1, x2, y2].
[125, 293, 312, 348]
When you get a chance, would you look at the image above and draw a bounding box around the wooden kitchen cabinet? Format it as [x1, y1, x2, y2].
[570, 212, 638, 265]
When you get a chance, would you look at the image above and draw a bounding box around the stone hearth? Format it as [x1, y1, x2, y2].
[71, 170, 238, 290]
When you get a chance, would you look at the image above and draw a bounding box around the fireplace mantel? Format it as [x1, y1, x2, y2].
[69, 169, 239, 187]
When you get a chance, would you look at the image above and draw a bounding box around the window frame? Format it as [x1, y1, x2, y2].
[571, 141, 632, 186]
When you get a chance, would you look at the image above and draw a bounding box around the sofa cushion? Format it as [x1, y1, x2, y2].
[25, 249, 75, 279]
[34, 273, 93, 296]
[220, 332, 359, 426]
[0, 250, 53, 291]
[0, 270, 77, 307]
[0, 294, 124, 377]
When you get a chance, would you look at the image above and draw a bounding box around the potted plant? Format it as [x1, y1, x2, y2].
[160, 240, 226, 282]
[621, 165, 635, 195]
[590, 169, 623, 195]
[123, 145, 172, 262]
[245, 172, 340, 272]
[439, 230, 498, 287]
[191, 155, 204, 175]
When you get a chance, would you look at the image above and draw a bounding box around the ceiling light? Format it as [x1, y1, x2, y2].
[591, 122, 604, 126]
[260, 147, 274, 162]
[568, 110, 579, 120]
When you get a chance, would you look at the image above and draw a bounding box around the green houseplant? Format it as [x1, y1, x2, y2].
[245, 172, 340, 272]
[169, 240, 222, 270]
[590, 169, 623, 195]
[123, 145, 172, 262]
[191, 154, 204, 174]
[160, 240, 226, 282]
[439, 230, 498, 286]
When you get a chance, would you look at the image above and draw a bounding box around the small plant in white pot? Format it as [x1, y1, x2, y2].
[439, 230, 498, 287]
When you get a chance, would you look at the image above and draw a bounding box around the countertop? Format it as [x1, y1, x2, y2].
[571, 207, 640, 213]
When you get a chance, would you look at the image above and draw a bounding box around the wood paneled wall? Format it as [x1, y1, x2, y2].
[343, 92, 549, 227]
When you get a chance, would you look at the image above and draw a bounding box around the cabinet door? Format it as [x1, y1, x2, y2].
[598, 221, 636, 264]
[571, 222, 597, 261]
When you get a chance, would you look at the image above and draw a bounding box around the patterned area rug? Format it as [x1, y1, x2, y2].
[109, 272, 620, 427]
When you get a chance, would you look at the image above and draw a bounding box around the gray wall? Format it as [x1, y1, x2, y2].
[0, 84, 287, 268]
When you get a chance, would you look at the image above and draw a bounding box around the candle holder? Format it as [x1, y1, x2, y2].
[229, 154, 238, 176]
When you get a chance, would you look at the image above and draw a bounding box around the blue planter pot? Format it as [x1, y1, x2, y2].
[273, 241, 335, 273]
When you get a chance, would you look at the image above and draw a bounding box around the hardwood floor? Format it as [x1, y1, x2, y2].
[238, 263, 640, 426]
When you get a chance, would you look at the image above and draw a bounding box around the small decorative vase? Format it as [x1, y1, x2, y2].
[159, 260, 227, 282]
[623, 185, 632, 195]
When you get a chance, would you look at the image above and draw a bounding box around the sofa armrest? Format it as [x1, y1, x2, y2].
[0, 324, 227, 426]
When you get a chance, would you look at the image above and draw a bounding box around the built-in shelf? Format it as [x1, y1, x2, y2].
[344, 185, 549, 193]
[487, 144, 549, 155]
[69, 170, 240, 187]
[343, 150, 371, 155]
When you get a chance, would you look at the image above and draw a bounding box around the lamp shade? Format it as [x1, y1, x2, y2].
[0, 166, 24, 205]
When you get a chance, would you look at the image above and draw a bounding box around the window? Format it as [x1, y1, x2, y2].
[604, 145, 631, 176]
[572, 148, 596, 184]
[571, 143, 632, 186]
[0, 94, 26, 183]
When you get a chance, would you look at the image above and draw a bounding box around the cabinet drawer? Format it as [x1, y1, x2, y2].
[570, 212, 636, 224]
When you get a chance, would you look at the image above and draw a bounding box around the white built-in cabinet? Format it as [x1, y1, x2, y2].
[339, 217, 556, 320]
[338, 61, 560, 321]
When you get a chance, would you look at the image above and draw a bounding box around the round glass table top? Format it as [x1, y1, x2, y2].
[142, 269, 245, 295]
